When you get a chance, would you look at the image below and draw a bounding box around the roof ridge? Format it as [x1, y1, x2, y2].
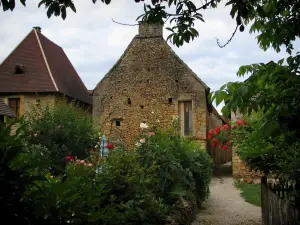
[163, 39, 209, 90]
[93, 35, 138, 94]
[34, 29, 59, 91]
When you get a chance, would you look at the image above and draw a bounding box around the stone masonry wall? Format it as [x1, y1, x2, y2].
[93, 30, 208, 149]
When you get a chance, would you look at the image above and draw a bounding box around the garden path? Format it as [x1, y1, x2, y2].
[192, 163, 262, 225]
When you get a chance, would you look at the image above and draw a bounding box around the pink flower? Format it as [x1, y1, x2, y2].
[33, 133, 38, 137]
[148, 132, 155, 137]
[140, 138, 146, 143]
[76, 159, 80, 163]
[86, 163, 93, 167]
[80, 160, 85, 164]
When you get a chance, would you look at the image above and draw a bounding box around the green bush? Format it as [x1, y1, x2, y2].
[23, 99, 99, 174]
[0, 119, 47, 225]
[135, 131, 212, 206]
[26, 151, 167, 225]
[11, 128, 212, 225]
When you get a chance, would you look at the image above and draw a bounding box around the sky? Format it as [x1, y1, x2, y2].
[0, 0, 292, 113]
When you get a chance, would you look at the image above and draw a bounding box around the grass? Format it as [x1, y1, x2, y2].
[235, 182, 261, 207]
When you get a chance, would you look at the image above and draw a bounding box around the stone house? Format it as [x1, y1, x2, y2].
[0, 27, 92, 119]
[93, 23, 228, 153]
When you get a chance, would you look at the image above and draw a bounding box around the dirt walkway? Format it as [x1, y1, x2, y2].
[192, 163, 262, 225]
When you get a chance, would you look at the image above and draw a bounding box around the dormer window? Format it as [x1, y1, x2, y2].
[13, 64, 26, 75]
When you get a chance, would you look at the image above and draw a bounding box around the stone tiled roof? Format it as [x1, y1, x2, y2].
[0, 99, 16, 117]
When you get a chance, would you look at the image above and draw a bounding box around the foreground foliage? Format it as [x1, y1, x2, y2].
[23, 99, 99, 174]
[2, 117, 212, 225]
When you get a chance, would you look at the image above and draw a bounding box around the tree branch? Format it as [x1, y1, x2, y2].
[112, 19, 139, 26]
[165, 0, 215, 17]
[216, 24, 239, 48]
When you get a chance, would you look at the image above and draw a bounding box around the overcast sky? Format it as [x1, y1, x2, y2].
[0, 0, 293, 112]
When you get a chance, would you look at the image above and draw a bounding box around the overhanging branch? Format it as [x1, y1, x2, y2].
[216, 24, 239, 48]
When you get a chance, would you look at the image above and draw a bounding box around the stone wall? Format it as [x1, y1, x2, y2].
[1, 93, 56, 117]
[93, 24, 209, 149]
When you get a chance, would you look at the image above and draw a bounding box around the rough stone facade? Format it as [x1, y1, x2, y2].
[93, 23, 225, 150]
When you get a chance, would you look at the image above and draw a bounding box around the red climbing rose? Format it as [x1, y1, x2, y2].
[222, 124, 230, 131]
[208, 134, 212, 140]
[106, 143, 114, 150]
[223, 145, 229, 151]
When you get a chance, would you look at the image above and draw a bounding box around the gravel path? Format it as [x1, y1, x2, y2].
[192, 164, 262, 225]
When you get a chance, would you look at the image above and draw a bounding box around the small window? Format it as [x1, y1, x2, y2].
[8, 98, 20, 118]
[168, 98, 173, 104]
[178, 101, 192, 136]
[13, 64, 26, 75]
[116, 120, 121, 126]
[140, 105, 144, 109]
[127, 98, 131, 105]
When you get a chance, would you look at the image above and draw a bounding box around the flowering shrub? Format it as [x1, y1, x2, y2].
[23, 99, 100, 174]
[208, 120, 248, 151]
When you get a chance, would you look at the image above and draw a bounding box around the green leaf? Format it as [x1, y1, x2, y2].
[176, 3, 183, 14]
[69, 2, 76, 13]
[214, 90, 228, 106]
[168, 0, 174, 7]
[61, 6, 66, 20]
[20, 0, 26, 6]
[38, 0, 47, 8]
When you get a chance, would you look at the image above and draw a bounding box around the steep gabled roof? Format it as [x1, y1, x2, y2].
[212, 106, 229, 124]
[0, 28, 91, 105]
[0, 99, 16, 117]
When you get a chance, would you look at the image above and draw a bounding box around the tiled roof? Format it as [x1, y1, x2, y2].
[0, 99, 16, 117]
[212, 106, 229, 124]
[0, 28, 92, 105]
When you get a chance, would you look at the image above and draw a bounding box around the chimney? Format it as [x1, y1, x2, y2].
[138, 22, 163, 37]
[33, 26, 42, 33]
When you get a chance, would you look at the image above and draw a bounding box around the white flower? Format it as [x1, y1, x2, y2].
[140, 122, 149, 129]
[95, 145, 99, 148]
[135, 142, 142, 147]
[140, 138, 146, 143]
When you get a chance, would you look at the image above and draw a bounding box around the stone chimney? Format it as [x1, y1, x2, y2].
[33, 26, 42, 33]
[138, 22, 163, 37]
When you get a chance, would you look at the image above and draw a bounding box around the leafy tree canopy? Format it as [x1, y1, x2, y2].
[1, 0, 299, 51]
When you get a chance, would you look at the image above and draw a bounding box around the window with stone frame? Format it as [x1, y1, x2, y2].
[178, 101, 193, 136]
[8, 98, 20, 118]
